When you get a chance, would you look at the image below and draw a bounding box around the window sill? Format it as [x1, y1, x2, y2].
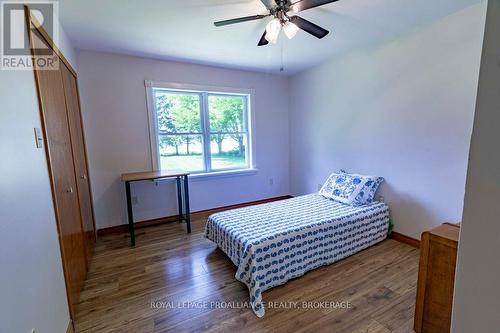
[188, 168, 258, 181]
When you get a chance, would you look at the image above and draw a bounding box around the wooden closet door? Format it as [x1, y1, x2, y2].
[31, 30, 87, 317]
[61, 63, 96, 263]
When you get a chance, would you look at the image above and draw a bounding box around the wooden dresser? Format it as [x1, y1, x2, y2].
[414, 223, 460, 333]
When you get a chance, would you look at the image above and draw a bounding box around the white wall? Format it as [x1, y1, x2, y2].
[76, 50, 290, 229]
[288, 3, 486, 240]
[59, 24, 77, 70]
[0, 47, 70, 333]
[452, 0, 500, 331]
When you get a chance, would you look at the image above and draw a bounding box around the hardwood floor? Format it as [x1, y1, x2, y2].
[75, 218, 419, 333]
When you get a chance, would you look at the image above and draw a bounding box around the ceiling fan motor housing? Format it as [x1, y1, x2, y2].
[271, 0, 291, 23]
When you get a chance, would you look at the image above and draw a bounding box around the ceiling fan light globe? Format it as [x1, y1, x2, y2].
[265, 18, 281, 44]
[265, 32, 279, 44]
[283, 21, 299, 39]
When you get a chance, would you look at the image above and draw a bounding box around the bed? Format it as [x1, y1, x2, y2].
[205, 193, 390, 317]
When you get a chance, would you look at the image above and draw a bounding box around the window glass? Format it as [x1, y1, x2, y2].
[208, 94, 248, 170]
[155, 91, 204, 172]
[152, 88, 251, 174]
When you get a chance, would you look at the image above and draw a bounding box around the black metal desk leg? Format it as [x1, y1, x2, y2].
[125, 181, 136, 246]
[176, 176, 183, 222]
[183, 175, 191, 233]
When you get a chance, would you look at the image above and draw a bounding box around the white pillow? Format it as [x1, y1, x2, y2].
[319, 172, 384, 206]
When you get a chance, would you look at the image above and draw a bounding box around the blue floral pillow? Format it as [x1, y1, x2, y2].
[319, 171, 384, 206]
[355, 176, 384, 205]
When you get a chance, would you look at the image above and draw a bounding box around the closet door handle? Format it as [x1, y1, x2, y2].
[80, 174, 87, 180]
[66, 187, 74, 193]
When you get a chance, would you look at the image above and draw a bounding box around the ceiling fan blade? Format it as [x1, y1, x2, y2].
[289, 15, 329, 39]
[258, 31, 269, 46]
[290, 0, 339, 13]
[214, 14, 269, 27]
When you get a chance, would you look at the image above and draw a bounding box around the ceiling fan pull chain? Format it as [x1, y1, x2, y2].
[280, 42, 285, 72]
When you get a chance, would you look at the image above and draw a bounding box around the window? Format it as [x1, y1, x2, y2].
[146, 81, 254, 175]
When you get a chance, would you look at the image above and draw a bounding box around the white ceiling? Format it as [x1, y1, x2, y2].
[59, 0, 483, 75]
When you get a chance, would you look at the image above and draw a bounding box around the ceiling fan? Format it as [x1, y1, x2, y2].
[214, 0, 339, 46]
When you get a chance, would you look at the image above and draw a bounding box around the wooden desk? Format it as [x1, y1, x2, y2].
[121, 170, 191, 246]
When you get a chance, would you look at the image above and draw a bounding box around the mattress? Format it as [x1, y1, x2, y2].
[205, 194, 390, 317]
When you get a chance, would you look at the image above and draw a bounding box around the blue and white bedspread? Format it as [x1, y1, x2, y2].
[204, 194, 390, 317]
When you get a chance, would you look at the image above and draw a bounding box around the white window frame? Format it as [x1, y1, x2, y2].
[145, 80, 256, 178]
